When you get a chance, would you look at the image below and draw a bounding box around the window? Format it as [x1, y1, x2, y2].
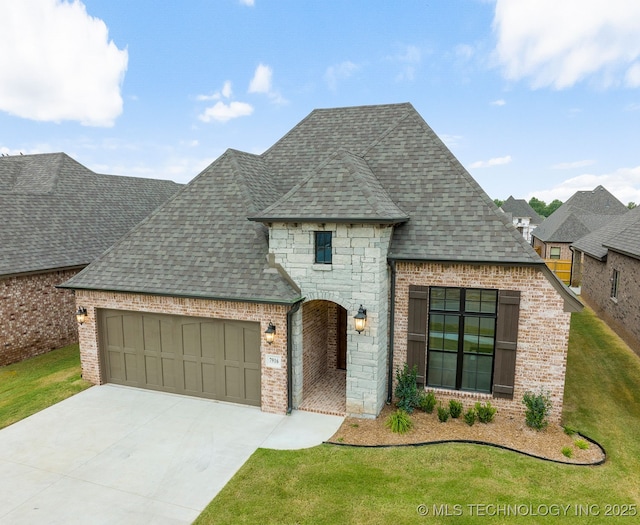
[426, 287, 497, 394]
[549, 247, 561, 259]
[611, 269, 620, 300]
[315, 231, 332, 264]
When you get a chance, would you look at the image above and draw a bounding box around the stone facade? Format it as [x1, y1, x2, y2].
[269, 222, 393, 417]
[393, 262, 572, 423]
[580, 251, 640, 355]
[1, 269, 80, 366]
[74, 289, 289, 414]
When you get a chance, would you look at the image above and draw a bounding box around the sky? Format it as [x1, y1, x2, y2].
[1, 0, 639, 205]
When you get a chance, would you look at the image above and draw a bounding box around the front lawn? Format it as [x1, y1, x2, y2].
[195, 307, 640, 524]
[0, 344, 91, 429]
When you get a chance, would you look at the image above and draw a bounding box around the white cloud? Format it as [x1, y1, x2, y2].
[552, 159, 596, 170]
[626, 103, 640, 112]
[325, 61, 360, 91]
[469, 155, 512, 169]
[239, 0, 254, 6]
[440, 134, 463, 148]
[493, 0, 640, 89]
[388, 45, 422, 81]
[248, 64, 272, 94]
[198, 101, 253, 123]
[0, 0, 128, 126]
[197, 81, 233, 101]
[527, 166, 640, 204]
[491, 99, 506, 106]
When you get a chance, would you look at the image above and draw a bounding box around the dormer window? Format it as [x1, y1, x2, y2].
[315, 231, 332, 264]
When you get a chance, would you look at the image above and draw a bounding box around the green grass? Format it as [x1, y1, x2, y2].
[195, 308, 640, 524]
[0, 344, 91, 429]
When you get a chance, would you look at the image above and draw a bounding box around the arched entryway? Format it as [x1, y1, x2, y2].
[297, 299, 347, 415]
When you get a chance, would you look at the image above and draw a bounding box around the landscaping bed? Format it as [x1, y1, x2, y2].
[328, 402, 605, 465]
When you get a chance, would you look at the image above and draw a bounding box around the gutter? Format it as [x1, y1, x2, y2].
[286, 299, 304, 414]
[386, 260, 397, 404]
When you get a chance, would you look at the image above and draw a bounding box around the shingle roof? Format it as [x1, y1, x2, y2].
[573, 206, 640, 260]
[532, 185, 627, 243]
[500, 196, 543, 224]
[63, 103, 547, 303]
[0, 153, 181, 277]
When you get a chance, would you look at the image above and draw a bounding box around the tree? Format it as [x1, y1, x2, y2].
[546, 199, 563, 216]
[628, 202, 637, 209]
[493, 198, 504, 208]
[528, 197, 547, 217]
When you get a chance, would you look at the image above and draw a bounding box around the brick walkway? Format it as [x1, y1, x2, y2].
[298, 369, 346, 416]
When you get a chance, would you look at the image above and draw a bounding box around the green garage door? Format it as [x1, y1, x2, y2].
[99, 309, 261, 406]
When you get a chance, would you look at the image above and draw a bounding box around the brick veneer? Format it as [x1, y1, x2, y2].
[393, 262, 572, 423]
[1, 269, 80, 366]
[75, 289, 289, 414]
[581, 251, 640, 355]
[302, 300, 329, 393]
[532, 238, 572, 261]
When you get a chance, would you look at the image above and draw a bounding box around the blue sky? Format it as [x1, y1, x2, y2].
[1, 0, 639, 204]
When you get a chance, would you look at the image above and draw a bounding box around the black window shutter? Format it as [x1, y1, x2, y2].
[492, 290, 520, 399]
[407, 285, 429, 386]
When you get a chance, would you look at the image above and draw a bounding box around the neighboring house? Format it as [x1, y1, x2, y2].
[499, 196, 543, 243]
[62, 103, 581, 423]
[571, 206, 640, 355]
[531, 185, 627, 260]
[0, 153, 181, 366]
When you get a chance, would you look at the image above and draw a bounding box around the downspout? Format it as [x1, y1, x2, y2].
[386, 259, 397, 404]
[286, 299, 303, 414]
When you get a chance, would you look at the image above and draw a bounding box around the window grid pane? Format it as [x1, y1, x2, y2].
[315, 232, 332, 264]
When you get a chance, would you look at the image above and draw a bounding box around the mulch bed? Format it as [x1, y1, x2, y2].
[326, 404, 605, 465]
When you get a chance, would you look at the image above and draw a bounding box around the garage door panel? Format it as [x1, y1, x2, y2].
[182, 323, 202, 357]
[100, 310, 261, 406]
[245, 368, 261, 403]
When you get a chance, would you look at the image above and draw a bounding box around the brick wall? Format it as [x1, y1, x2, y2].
[75, 289, 289, 414]
[1, 269, 80, 366]
[393, 262, 572, 423]
[581, 252, 640, 355]
[302, 300, 329, 393]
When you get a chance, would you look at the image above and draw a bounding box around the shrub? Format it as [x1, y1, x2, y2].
[563, 425, 577, 436]
[418, 391, 437, 413]
[385, 409, 413, 434]
[522, 390, 552, 430]
[394, 364, 419, 413]
[575, 439, 590, 450]
[561, 446, 573, 458]
[475, 401, 497, 423]
[437, 404, 450, 423]
[464, 408, 477, 426]
[449, 399, 463, 419]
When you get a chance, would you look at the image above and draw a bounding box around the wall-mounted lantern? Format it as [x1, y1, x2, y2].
[354, 305, 367, 333]
[76, 307, 88, 325]
[264, 322, 276, 344]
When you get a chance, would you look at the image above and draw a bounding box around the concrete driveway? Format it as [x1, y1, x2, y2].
[0, 385, 343, 524]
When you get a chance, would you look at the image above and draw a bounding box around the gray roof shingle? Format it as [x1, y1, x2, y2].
[63, 103, 548, 302]
[1, 153, 181, 277]
[500, 196, 543, 224]
[573, 206, 640, 260]
[533, 185, 628, 243]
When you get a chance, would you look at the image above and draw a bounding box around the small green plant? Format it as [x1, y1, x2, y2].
[561, 446, 573, 458]
[475, 401, 497, 423]
[437, 404, 450, 423]
[350, 423, 359, 428]
[575, 439, 590, 450]
[522, 390, 552, 430]
[394, 364, 419, 413]
[385, 409, 413, 434]
[418, 391, 437, 413]
[337, 437, 344, 443]
[464, 408, 477, 426]
[449, 399, 463, 418]
[563, 425, 577, 436]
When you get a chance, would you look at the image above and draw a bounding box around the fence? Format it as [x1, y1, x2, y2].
[544, 259, 572, 285]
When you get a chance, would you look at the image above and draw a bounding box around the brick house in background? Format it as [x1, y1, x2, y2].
[62, 103, 581, 423]
[571, 206, 640, 355]
[0, 153, 181, 366]
[532, 185, 627, 260]
[499, 196, 543, 243]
